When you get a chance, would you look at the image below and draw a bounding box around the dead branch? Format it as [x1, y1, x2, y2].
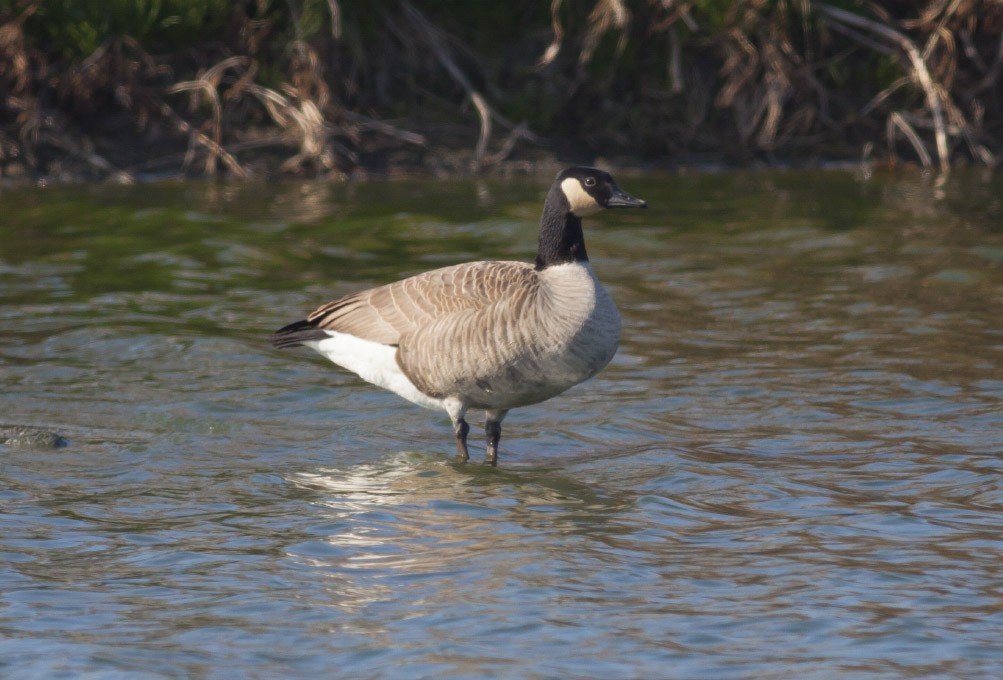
[326, 0, 342, 40]
[341, 111, 426, 147]
[539, 0, 565, 67]
[470, 92, 492, 168]
[580, 0, 631, 65]
[401, 1, 540, 171]
[39, 129, 133, 182]
[169, 57, 251, 176]
[860, 76, 911, 116]
[484, 122, 529, 165]
[402, 1, 491, 170]
[817, 3, 950, 174]
[244, 83, 332, 172]
[963, 26, 1003, 99]
[920, 0, 963, 62]
[155, 93, 249, 178]
[887, 111, 933, 169]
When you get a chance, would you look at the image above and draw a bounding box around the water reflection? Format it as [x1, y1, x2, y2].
[286, 451, 636, 584]
[1, 169, 1003, 677]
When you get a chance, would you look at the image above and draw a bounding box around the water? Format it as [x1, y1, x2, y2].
[1, 169, 1002, 678]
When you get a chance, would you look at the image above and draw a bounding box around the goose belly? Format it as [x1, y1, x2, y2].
[461, 331, 620, 409]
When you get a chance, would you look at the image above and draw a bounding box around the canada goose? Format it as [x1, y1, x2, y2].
[270, 167, 647, 465]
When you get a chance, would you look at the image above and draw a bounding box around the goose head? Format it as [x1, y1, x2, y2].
[536, 167, 647, 269]
[555, 166, 648, 217]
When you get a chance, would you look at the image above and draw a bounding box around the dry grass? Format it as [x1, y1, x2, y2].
[2, 0, 1002, 180]
[539, 0, 1001, 173]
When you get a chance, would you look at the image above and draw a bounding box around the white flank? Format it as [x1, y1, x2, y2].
[306, 332, 445, 411]
[560, 177, 601, 216]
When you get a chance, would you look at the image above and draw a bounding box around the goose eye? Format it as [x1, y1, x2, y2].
[583, 176, 596, 187]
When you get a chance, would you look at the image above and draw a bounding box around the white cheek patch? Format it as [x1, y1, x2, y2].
[560, 177, 602, 216]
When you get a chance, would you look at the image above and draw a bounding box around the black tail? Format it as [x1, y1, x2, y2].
[269, 319, 329, 349]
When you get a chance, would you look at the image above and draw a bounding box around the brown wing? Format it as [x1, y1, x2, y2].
[306, 260, 537, 345]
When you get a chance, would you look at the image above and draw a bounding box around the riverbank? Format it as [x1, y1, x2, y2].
[2, 1, 1001, 183]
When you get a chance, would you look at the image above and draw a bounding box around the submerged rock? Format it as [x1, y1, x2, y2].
[0, 426, 68, 449]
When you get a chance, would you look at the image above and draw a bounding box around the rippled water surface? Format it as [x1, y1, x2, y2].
[2, 169, 1003, 678]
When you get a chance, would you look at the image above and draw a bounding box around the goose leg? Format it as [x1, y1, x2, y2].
[454, 419, 470, 463]
[446, 398, 470, 463]
[484, 409, 509, 466]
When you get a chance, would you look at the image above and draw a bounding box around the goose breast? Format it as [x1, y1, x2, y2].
[398, 261, 621, 409]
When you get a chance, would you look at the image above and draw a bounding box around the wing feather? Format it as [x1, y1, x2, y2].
[306, 261, 537, 346]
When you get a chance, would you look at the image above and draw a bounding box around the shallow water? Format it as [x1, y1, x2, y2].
[2, 169, 1002, 678]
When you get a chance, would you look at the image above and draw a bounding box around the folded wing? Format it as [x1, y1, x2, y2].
[305, 260, 538, 346]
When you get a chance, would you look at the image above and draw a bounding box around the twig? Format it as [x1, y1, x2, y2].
[154, 94, 249, 178]
[402, 2, 541, 171]
[887, 111, 932, 169]
[966, 28, 1003, 98]
[539, 0, 565, 67]
[169, 56, 252, 176]
[668, 26, 683, 94]
[244, 83, 331, 172]
[579, 0, 630, 66]
[170, 80, 222, 174]
[123, 135, 295, 174]
[921, 0, 963, 62]
[39, 131, 134, 182]
[958, 29, 989, 74]
[326, 0, 342, 40]
[341, 111, 426, 146]
[470, 92, 492, 168]
[941, 91, 995, 166]
[860, 76, 911, 116]
[402, 2, 491, 169]
[820, 20, 897, 58]
[484, 122, 529, 165]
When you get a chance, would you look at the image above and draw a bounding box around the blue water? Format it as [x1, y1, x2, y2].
[2, 170, 1002, 678]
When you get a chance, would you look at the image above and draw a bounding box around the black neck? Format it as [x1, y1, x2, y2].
[534, 194, 588, 270]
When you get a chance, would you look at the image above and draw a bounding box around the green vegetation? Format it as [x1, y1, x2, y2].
[24, 0, 231, 56]
[1, 0, 1001, 180]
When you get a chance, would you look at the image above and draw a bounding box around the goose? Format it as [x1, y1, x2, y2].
[270, 167, 647, 465]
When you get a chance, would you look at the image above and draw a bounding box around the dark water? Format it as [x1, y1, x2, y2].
[2, 169, 1002, 678]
